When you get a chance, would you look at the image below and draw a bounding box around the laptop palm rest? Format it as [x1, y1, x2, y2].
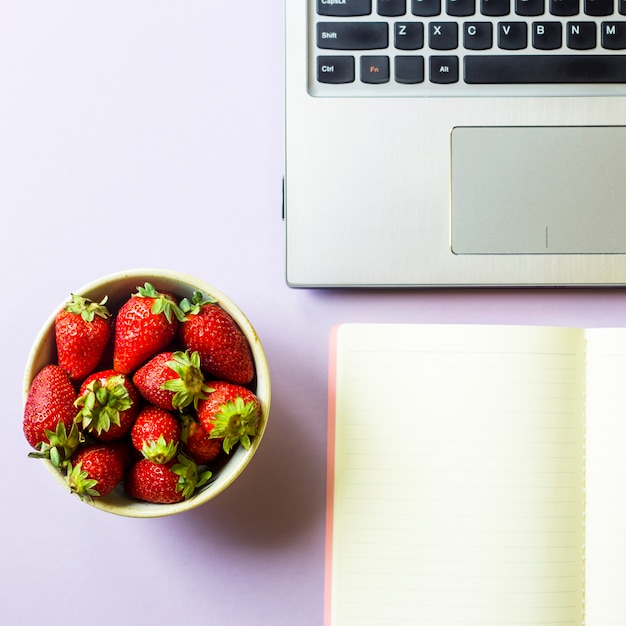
[451, 126, 626, 255]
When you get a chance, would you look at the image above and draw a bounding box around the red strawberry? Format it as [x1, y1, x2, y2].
[23, 365, 77, 450]
[124, 454, 211, 504]
[113, 282, 186, 374]
[179, 291, 255, 385]
[197, 381, 261, 454]
[55, 294, 112, 380]
[75, 369, 140, 441]
[133, 350, 213, 411]
[67, 443, 126, 499]
[180, 413, 222, 464]
[130, 405, 181, 464]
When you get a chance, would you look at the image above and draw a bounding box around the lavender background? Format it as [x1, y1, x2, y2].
[3, 3, 626, 624]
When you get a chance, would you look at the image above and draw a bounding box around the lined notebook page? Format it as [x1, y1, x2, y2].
[584, 328, 626, 625]
[326, 324, 585, 626]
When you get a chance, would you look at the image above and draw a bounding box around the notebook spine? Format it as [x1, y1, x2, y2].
[582, 336, 587, 626]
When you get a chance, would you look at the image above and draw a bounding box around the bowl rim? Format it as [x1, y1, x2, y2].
[23, 268, 271, 518]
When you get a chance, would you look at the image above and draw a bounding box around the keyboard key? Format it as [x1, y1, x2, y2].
[584, 0, 613, 14]
[395, 22, 425, 48]
[465, 54, 626, 82]
[378, 0, 407, 15]
[430, 55, 459, 82]
[317, 56, 356, 83]
[602, 21, 626, 48]
[395, 55, 425, 82]
[533, 21, 563, 48]
[498, 21, 528, 48]
[550, 0, 579, 14]
[567, 21, 597, 48]
[447, 0, 476, 15]
[516, 0, 545, 13]
[317, 0, 372, 16]
[464, 21, 494, 48]
[481, 0, 511, 15]
[429, 22, 459, 48]
[412, 0, 442, 15]
[317, 22, 389, 49]
[361, 55, 391, 82]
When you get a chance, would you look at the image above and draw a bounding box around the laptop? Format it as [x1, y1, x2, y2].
[284, 0, 626, 287]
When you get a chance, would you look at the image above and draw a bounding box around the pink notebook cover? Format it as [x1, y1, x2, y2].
[324, 325, 339, 626]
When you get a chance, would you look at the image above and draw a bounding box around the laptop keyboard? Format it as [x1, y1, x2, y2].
[311, 0, 626, 95]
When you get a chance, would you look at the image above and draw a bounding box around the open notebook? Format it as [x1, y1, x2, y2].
[326, 323, 626, 626]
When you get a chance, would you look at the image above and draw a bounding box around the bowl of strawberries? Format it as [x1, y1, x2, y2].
[22, 268, 271, 517]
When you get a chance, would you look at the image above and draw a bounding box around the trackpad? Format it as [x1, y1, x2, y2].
[451, 126, 626, 254]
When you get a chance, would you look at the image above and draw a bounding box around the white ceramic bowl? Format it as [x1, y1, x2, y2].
[23, 268, 271, 518]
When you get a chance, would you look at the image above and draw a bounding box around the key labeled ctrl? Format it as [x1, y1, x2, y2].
[317, 56, 356, 83]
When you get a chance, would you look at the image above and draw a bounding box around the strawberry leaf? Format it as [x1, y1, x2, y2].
[171, 454, 211, 500]
[136, 282, 187, 323]
[179, 290, 217, 316]
[28, 422, 83, 470]
[141, 434, 179, 465]
[74, 376, 132, 435]
[162, 350, 214, 409]
[67, 462, 101, 500]
[209, 397, 261, 454]
[65, 294, 111, 323]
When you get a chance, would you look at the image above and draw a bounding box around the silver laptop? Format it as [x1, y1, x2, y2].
[284, 0, 626, 287]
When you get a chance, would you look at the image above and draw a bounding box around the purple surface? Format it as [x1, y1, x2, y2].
[3, 3, 626, 625]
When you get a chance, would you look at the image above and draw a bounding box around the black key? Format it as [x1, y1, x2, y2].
[621, 0, 626, 14]
[516, 0, 545, 14]
[395, 22, 425, 49]
[465, 54, 626, 83]
[567, 21, 597, 48]
[533, 21, 563, 48]
[378, 0, 407, 15]
[317, 0, 372, 16]
[361, 55, 391, 82]
[430, 22, 459, 48]
[498, 21, 528, 48]
[317, 22, 389, 49]
[317, 56, 356, 83]
[584, 0, 613, 14]
[602, 21, 626, 48]
[550, 0, 579, 14]
[481, 0, 511, 15]
[464, 21, 494, 48]
[395, 55, 425, 82]
[430, 55, 459, 82]
[447, 0, 476, 15]
[412, 0, 442, 15]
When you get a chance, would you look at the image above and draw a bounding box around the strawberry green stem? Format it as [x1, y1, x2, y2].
[171, 454, 212, 500]
[209, 397, 261, 454]
[179, 290, 217, 316]
[135, 282, 187, 323]
[65, 294, 111, 322]
[27, 422, 83, 470]
[162, 351, 214, 410]
[74, 375, 133, 435]
[67, 462, 101, 500]
[141, 434, 179, 465]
